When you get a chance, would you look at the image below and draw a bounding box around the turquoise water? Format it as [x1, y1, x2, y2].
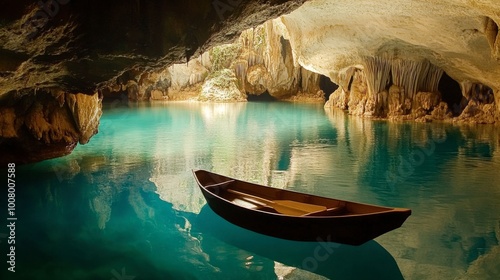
[3, 102, 500, 279]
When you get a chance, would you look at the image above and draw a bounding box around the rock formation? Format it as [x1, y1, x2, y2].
[280, 0, 500, 123]
[0, 0, 306, 164]
[0, 89, 102, 164]
[3, 0, 500, 164]
[104, 19, 327, 103]
[323, 55, 498, 123]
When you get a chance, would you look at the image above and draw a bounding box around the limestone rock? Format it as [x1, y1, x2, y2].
[457, 101, 497, 124]
[199, 70, 247, 102]
[284, 90, 325, 103]
[282, 0, 500, 89]
[300, 68, 321, 95]
[281, 0, 500, 121]
[246, 65, 269, 95]
[169, 60, 209, 91]
[262, 20, 301, 98]
[24, 102, 76, 144]
[0, 107, 18, 138]
[0, 1, 306, 163]
[126, 81, 141, 101]
[0, 90, 101, 165]
[65, 92, 103, 144]
[413, 91, 441, 120]
[120, 18, 324, 102]
[388, 85, 405, 117]
[347, 70, 369, 116]
[326, 87, 349, 110]
[150, 89, 167, 100]
[431, 102, 453, 120]
[0, 0, 306, 95]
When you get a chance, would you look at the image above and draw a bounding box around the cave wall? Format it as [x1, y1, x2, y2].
[281, 0, 500, 123]
[0, 89, 102, 165]
[0, 0, 306, 164]
[104, 19, 327, 102]
[3, 0, 500, 164]
[325, 56, 498, 123]
[0, 0, 306, 94]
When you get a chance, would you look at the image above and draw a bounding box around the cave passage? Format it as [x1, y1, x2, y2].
[319, 75, 339, 100]
[438, 72, 463, 116]
[247, 91, 277, 101]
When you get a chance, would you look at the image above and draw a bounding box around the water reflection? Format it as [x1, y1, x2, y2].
[193, 205, 404, 280]
[13, 102, 500, 279]
[324, 108, 500, 279]
[12, 164, 218, 279]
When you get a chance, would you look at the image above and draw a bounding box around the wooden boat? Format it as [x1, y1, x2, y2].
[193, 170, 411, 245]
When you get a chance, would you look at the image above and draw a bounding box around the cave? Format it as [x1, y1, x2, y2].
[319, 75, 339, 99]
[438, 72, 463, 115]
[2, 2, 500, 279]
[247, 91, 277, 101]
[101, 89, 128, 103]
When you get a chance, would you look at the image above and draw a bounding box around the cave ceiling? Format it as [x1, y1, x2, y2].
[0, 0, 306, 95]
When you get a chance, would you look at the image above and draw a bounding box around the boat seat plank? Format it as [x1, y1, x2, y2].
[205, 180, 235, 190]
[227, 188, 326, 216]
[231, 198, 264, 209]
[302, 206, 346, 216]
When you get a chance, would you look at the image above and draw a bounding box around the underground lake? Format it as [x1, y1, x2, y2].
[3, 101, 499, 280]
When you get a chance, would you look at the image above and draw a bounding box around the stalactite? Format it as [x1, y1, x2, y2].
[391, 59, 424, 100]
[390, 58, 443, 102]
[247, 52, 263, 67]
[363, 56, 391, 96]
[420, 63, 443, 93]
[239, 28, 253, 50]
[416, 59, 431, 92]
[338, 67, 356, 91]
[198, 52, 211, 69]
[300, 68, 321, 93]
[188, 72, 206, 86]
[460, 81, 473, 100]
[233, 60, 248, 81]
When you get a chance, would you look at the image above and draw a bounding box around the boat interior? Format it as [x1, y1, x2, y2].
[194, 170, 396, 217]
[204, 179, 349, 217]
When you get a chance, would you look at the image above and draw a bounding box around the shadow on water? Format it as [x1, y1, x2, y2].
[193, 205, 404, 280]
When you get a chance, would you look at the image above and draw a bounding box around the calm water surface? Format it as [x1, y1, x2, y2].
[3, 102, 500, 279]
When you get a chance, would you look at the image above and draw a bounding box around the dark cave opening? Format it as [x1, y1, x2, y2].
[347, 75, 354, 92]
[247, 91, 277, 101]
[438, 72, 463, 116]
[319, 75, 339, 100]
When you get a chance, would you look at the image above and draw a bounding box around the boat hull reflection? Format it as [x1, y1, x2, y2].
[194, 205, 404, 280]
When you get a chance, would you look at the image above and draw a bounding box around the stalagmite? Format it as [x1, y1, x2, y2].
[347, 69, 369, 116]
